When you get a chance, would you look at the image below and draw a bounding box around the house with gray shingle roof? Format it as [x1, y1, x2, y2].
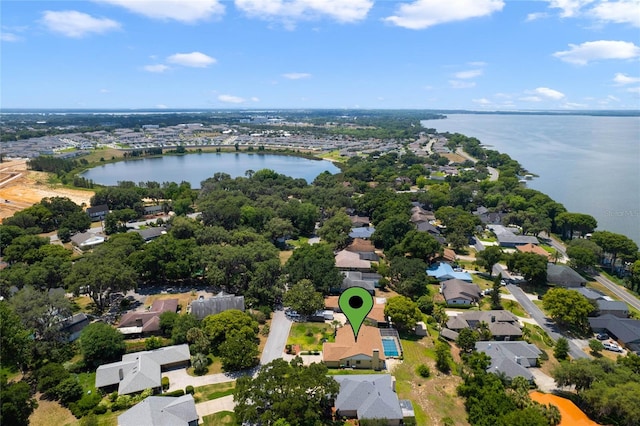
[589, 315, 640, 353]
[440, 279, 481, 306]
[547, 264, 586, 288]
[96, 344, 190, 395]
[596, 300, 629, 318]
[475, 341, 542, 382]
[334, 374, 413, 425]
[118, 394, 198, 426]
[189, 292, 245, 320]
[446, 310, 522, 340]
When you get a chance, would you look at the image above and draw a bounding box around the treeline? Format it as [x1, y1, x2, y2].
[27, 156, 87, 174]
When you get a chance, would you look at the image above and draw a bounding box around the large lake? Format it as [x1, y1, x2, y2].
[81, 153, 340, 186]
[422, 114, 640, 246]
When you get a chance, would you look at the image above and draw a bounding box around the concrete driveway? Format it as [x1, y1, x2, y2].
[260, 309, 292, 365]
[196, 395, 235, 419]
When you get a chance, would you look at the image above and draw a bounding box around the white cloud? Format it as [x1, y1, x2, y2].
[534, 87, 566, 99]
[590, 0, 640, 27]
[520, 96, 542, 102]
[449, 80, 476, 89]
[98, 0, 225, 23]
[454, 69, 483, 79]
[282, 72, 311, 79]
[41, 10, 120, 38]
[384, 0, 504, 30]
[0, 32, 21, 42]
[235, 0, 373, 24]
[99, 88, 110, 93]
[250, 97, 260, 102]
[553, 40, 640, 65]
[167, 52, 216, 68]
[218, 94, 246, 103]
[613, 72, 640, 84]
[473, 98, 491, 105]
[627, 86, 640, 94]
[562, 102, 588, 108]
[468, 61, 487, 67]
[144, 64, 170, 73]
[156, 104, 169, 109]
[547, 0, 595, 18]
[525, 12, 548, 21]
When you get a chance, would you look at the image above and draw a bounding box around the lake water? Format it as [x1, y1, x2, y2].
[422, 114, 640, 246]
[81, 153, 340, 187]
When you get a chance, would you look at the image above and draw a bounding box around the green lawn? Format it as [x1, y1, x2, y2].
[286, 322, 335, 352]
[502, 299, 528, 318]
[202, 411, 236, 426]
[193, 382, 236, 403]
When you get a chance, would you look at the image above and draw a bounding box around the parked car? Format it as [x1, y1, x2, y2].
[596, 333, 609, 340]
[603, 342, 623, 353]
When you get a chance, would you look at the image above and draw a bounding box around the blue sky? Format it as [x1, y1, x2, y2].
[2, 0, 639, 110]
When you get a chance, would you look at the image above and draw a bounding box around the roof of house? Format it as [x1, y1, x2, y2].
[335, 250, 371, 270]
[118, 298, 178, 334]
[446, 310, 522, 337]
[334, 374, 403, 421]
[341, 271, 375, 293]
[118, 394, 198, 426]
[323, 325, 385, 363]
[129, 227, 167, 241]
[96, 344, 191, 395]
[349, 215, 371, 226]
[475, 341, 542, 381]
[345, 238, 376, 254]
[597, 300, 629, 312]
[572, 287, 606, 301]
[440, 328, 460, 341]
[189, 292, 245, 320]
[325, 296, 340, 310]
[440, 279, 481, 303]
[416, 221, 441, 234]
[86, 204, 109, 214]
[488, 225, 540, 246]
[589, 315, 640, 344]
[367, 299, 387, 323]
[349, 227, 376, 239]
[70, 232, 106, 248]
[547, 264, 587, 287]
[427, 262, 473, 282]
[516, 243, 551, 258]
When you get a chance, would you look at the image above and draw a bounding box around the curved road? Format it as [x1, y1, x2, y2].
[507, 284, 589, 359]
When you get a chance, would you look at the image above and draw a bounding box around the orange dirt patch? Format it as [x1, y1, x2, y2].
[0, 159, 93, 221]
[530, 391, 600, 426]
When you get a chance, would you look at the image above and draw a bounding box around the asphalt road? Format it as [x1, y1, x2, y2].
[260, 309, 292, 365]
[507, 284, 589, 359]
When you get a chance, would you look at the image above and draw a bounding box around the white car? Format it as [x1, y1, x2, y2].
[603, 342, 624, 353]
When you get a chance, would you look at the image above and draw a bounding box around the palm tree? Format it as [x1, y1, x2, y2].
[245, 169, 255, 179]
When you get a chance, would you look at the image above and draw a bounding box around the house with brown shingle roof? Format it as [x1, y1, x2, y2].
[335, 250, 372, 271]
[118, 299, 178, 337]
[323, 325, 385, 370]
[346, 238, 379, 261]
[516, 243, 551, 259]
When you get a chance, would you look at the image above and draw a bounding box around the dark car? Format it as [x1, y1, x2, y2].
[596, 333, 609, 340]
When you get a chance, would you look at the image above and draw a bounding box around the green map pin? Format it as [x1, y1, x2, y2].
[339, 287, 374, 342]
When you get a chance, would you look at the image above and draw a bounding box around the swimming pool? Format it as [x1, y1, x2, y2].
[382, 337, 399, 357]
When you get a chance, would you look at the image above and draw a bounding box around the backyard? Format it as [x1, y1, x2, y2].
[286, 322, 335, 352]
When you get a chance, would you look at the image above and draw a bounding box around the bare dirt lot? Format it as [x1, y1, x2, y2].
[0, 159, 94, 221]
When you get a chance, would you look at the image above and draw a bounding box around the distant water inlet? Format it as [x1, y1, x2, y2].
[80, 153, 341, 187]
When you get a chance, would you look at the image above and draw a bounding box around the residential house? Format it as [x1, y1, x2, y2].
[589, 315, 640, 353]
[596, 300, 629, 318]
[427, 262, 473, 282]
[440, 279, 481, 306]
[143, 205, 163, 215]
[345, 238, 379, 261]
[96, 344, 191, 395]
[487, 225, 539, 247]
[349, 227, 376, 240]
[334, 374, 414, 426]
[473, 206, 507, 225]
[366, 298, 389, 327]
[341, 271, 376, 295]
[349, 215, 371, 228]
[118, 394, 198, 426]
[58, 313, 91, 342]
[410, 205, 435, 223]
[335, 250, 372, 272]
[189, 292, 245, 320]
[323, 325, 385, 370]
[86, 204, 109, 221]
[128, 227, 167, 242]
[445, 310, 522, 340]
[516, 243, 552, 260]
[547, 264, 587, 287]
[118, 299, 179, 337]
[475, 341, 542, 382]
[70, 232, 106, 250]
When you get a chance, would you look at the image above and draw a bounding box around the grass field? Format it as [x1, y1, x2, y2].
[144, 292, 199, 314]
[286, 322, 335, 352]
[194, 382, 236, 403]
[202, 411, 236, 426]
[29, 395, 77, 426]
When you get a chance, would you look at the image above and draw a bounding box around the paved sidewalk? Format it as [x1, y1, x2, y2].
[196, 395, 235, 420]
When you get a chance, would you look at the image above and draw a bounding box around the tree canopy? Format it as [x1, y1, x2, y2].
[80, 322, 126, 368]
[542, 288, 595, 331]
[234, 357, 339, 426]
